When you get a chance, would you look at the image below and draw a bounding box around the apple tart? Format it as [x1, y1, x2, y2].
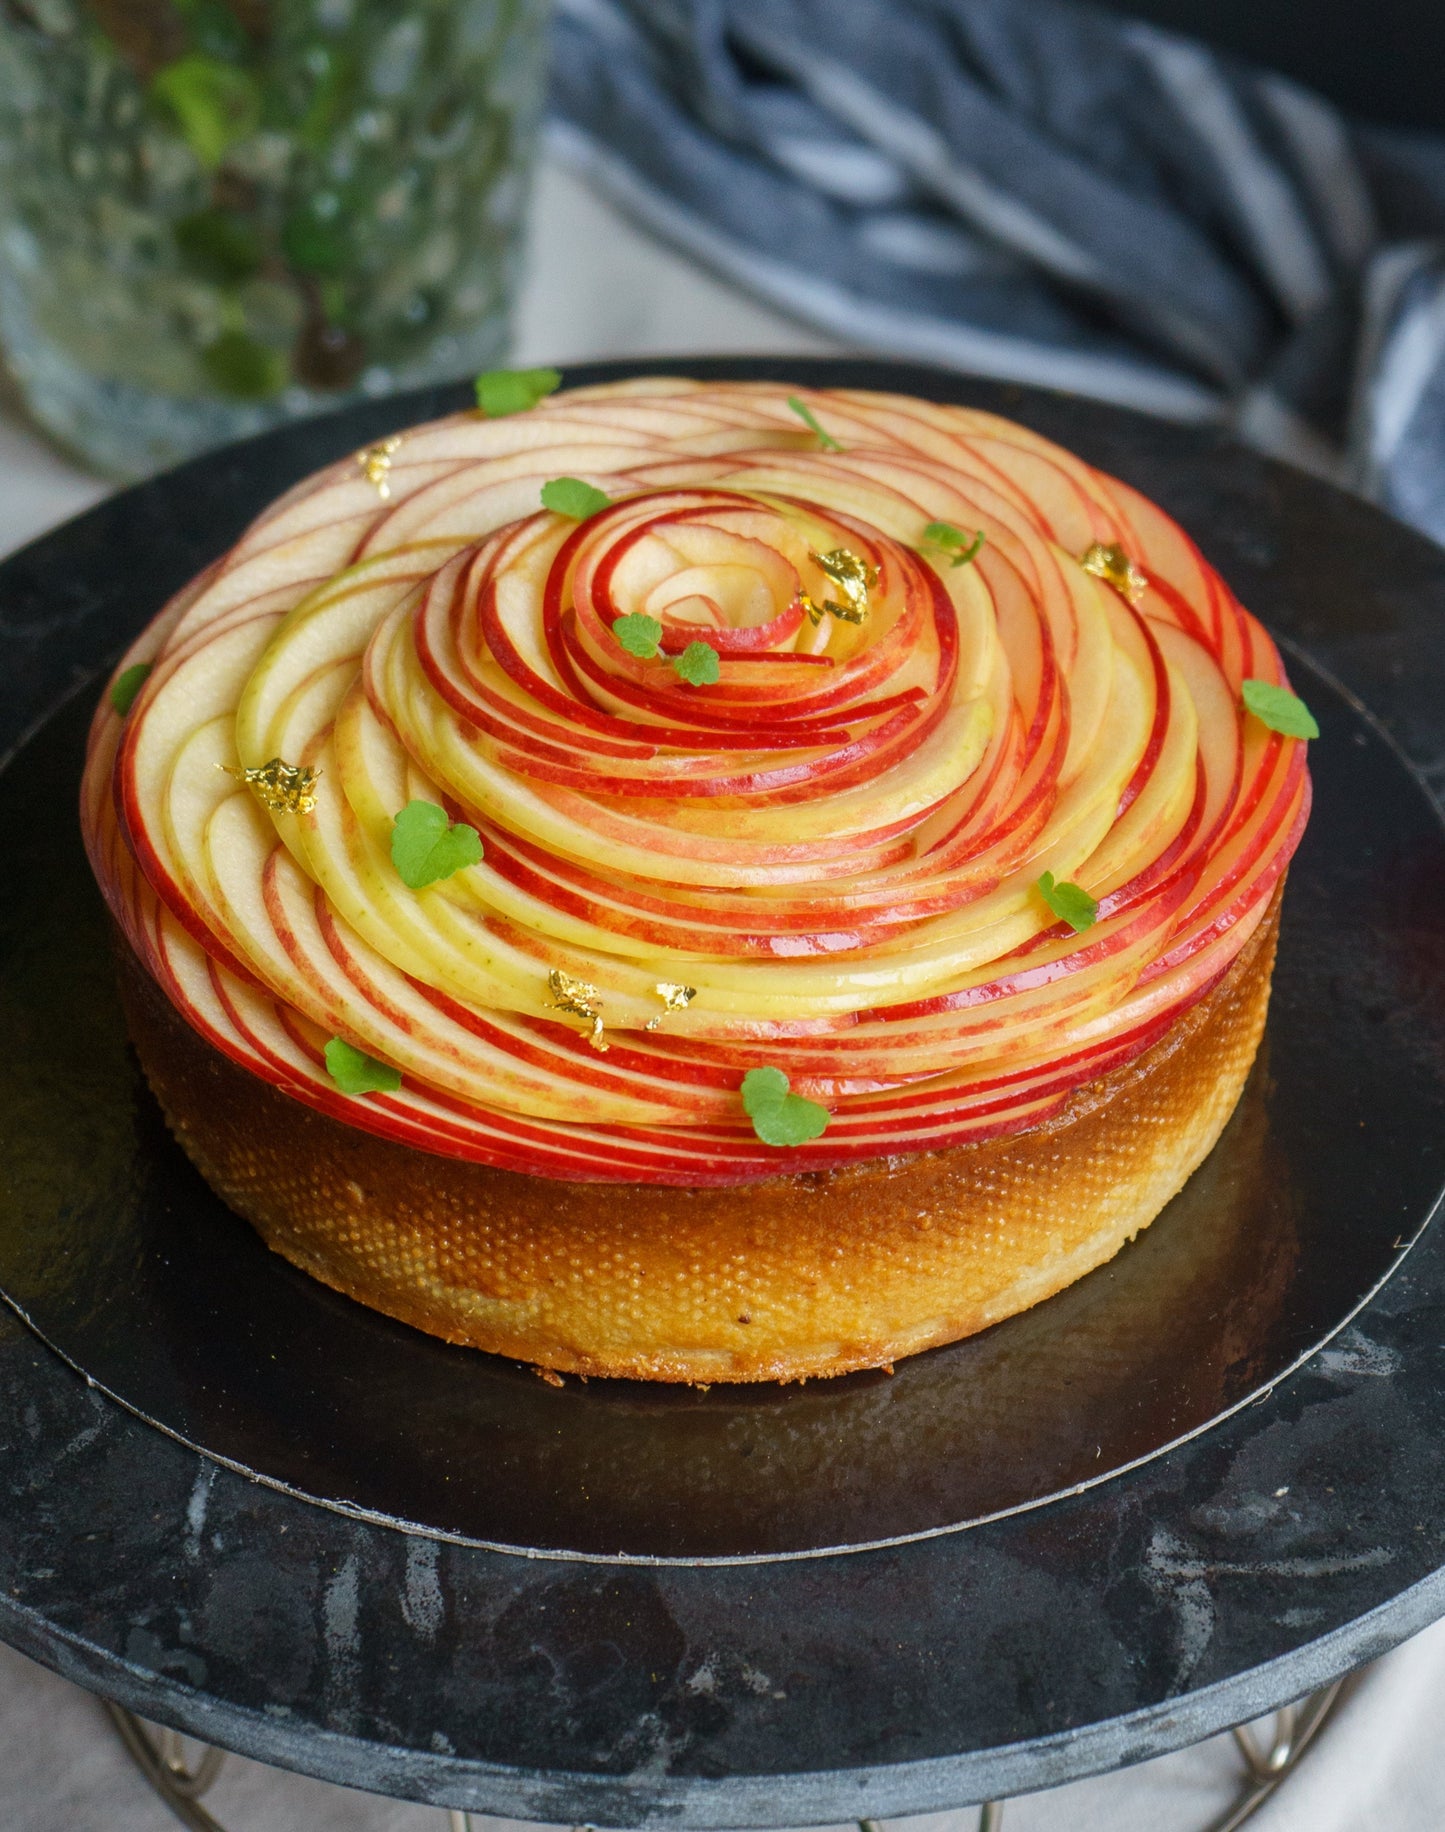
[82, 378, 1313, 1382]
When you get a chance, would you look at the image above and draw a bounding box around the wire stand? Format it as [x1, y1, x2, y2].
[1215, 1680, 1344, 1831]
[103, 1702, 228, 1832]
[106, 1680, 1346, 1832]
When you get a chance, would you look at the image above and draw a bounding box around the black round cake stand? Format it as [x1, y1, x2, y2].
[2, 359, 1445, 1826]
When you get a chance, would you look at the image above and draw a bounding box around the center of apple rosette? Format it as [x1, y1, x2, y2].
[566, 489, 905, 693]
[430, 487, 963, 795]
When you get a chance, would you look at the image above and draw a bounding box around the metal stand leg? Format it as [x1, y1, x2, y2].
[451, 1818, 595, 1832]
[105, 1682, 1345, 1832]
[1207, 1679, 1345, 1831]
[854, 1679, 1345, 1832]
[860, 1807, 1002, 1831]
[103, 1703, 228, 1832]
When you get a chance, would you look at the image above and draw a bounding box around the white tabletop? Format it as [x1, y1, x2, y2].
[2, 157, 1442, 1832]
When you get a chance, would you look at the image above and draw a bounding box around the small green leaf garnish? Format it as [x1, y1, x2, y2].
[391, 799, 483, 889]
[111, 662, 152, 716]
[475, 366, 562, 417]
[541, 476, 611, 520]
[612, 612, 663, 659]
[786, 394, 843, 451]
[611, 618, 717, 682]
[324, 1037, 402, 1095]
[741, 1066, 830, 1147]
[1242, 678, 1319, 739]
[1037, 871, 1099, 934]
[922, 521, 986, 567]
[670, 640, 721, 686]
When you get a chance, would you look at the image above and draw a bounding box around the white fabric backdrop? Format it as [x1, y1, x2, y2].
[1, 155, 1441, 1830]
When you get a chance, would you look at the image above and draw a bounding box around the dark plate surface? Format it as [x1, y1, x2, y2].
[1, 359, 1444, 1823]
[0, 653, 1441, 1562]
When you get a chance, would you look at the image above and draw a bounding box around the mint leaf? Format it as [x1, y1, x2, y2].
[110, 662, 152, 716]
[475, 366, 562, 416]
[612, 612, 663, 659]
[741, 1065, 830, 1146]
[923, 521, 986, 567]
[786, 394, 843, 451]
[541, 476, 611, 520]
[391, 799, 483, 889]
[742, 1066, 789, 1108]
[150, 56, 261, 168]
[1037, 870, 1098, 934]
[1242, 678, 1319, 739]
[670, 641, 720, 686]
[324, 1037, 402, 1095]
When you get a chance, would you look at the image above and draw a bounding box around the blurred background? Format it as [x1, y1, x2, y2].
[2, 0, 1445, 553]
[1093, 0, 1442, 133]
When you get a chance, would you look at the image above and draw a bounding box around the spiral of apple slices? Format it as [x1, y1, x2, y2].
[82, 381, 1311, 1185]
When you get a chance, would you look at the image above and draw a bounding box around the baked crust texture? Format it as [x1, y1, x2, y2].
[117, 893, 1281, 1383]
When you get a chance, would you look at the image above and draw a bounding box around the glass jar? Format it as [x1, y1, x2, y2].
[0, 0, 551, 476]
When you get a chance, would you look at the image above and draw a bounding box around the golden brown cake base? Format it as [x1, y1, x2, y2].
[117, 896, 1281, 1383]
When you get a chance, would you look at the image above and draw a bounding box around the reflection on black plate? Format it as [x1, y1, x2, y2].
[1, 653, 1442, 1563]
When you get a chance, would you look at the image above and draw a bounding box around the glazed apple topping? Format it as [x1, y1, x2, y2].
[81, 379, 1313, 1185]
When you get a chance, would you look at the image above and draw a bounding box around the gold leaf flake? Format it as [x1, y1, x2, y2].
[548, 968, 610, 1052]
[357, 434, 403, 500]
[1080, 541, 1147, 606]
[223, 757, 320, 815]
[804, 547, 877, 625]
[644, 981, 697, 1030]
[547, 968, 600, 1019]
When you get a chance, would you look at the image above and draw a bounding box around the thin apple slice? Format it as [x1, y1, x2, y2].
[85, 377, 1313, 1184]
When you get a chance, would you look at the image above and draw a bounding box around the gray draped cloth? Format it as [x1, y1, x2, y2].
[548, 0, 1445, 546]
